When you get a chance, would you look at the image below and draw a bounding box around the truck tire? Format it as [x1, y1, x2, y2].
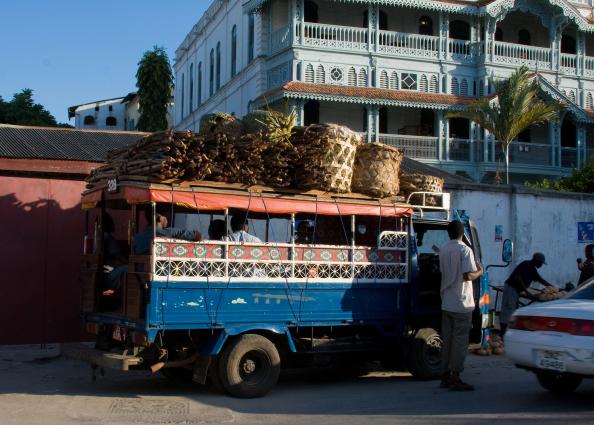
[218, 334, 281, 398]
[407, 328, 442, 380]
[536, 371, 582, 394]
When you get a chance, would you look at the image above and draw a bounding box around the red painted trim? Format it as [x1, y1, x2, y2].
[0, 158, 102, 174]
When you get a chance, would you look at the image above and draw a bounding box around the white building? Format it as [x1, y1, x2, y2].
[68, 94, 174, 131]
[174, 0, 594, 183]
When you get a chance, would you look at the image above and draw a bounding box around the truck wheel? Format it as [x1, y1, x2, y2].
[536, 371, 582, 394]
[407, 328, 442, 380]
[218, 334, 281, 398]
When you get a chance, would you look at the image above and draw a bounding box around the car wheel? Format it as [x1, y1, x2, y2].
[407, 328, 442, 380]
[536, 371, 583, 394]
[218, 334, 281, 398]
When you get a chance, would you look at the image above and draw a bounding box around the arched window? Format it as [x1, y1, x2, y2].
[449, 20, 470, 40]
[189, 63, 194, 111]
[420, 74, 428, 92]
[358, 68, 368, 87]
[305, 64, 315, 83]
[518, 29, 531, 45]
[419, 16, 433, 36]
[83, 115, 95, 125]
[197, 62, 202, 105]
[181, 73, 185, 118]
[460, 79, 468, 96]
[216, 42, 221, 91]
[495, 27, 503, 42]
[315, 65, 325, 83]
[304, 0, 318, 23]
[390, 72, 399, 90]
[450, 77, 459, 95]
[561, 34, 576, 54]
[347, 67, 357, 86]
[209, 49, 214, 96]
[106, 116, 117, 127]
[430, 75, 438, 93]
[231, 25, 237, 77]
[248, 14, 255, 63]
[379, 71, 388, 89]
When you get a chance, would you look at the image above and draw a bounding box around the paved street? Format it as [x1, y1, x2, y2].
[1, 350, 593, 425]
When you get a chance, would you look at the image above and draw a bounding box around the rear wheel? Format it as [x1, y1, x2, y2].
[218, 334, 281, 398]
[407, 328, 442, 380]
[536, 371, 582, 394]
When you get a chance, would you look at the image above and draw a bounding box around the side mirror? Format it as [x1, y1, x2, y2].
[502, 239, 513, 264]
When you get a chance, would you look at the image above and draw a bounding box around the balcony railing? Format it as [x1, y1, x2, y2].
[270, 26, 291, 54]
[495, 142, 552, 166]
[448, 138, 472, 161]
[448, 39, 477, 63]
[378, 134, 438, 160]
[377, 30, 438, 58]
[299, 22, 368, 51]
[561, 53, 577, 75]
[493, 41, 552, 70]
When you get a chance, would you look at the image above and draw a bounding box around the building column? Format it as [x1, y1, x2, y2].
[469, 121, 476, 163]
[437, 111, 445, 160]
[372, 106, 380, 142]
[366, 106, 373, 143]
[368, 4, 378, 53]
[444, 118, 451, 161]
[439, 12, 449, 61]
[485, 18, 496, 63]
[578, 31, 586, 77]
[577, 122, 584, 168]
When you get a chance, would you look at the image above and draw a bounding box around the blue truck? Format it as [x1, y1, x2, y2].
[78, 180, 488, 397]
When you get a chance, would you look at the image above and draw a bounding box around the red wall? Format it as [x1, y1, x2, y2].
[0, 176, 88, 344]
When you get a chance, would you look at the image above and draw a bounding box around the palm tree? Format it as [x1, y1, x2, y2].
[449, 66, 561, 184]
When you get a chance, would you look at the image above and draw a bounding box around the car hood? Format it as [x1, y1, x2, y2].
[513, 299, 594, 321]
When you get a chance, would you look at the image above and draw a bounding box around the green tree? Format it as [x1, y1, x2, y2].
[449, 66, 561, 184]
[0, 89, 70, 127]
[527, 156, 594, 193]
[136, 46, 173, 132]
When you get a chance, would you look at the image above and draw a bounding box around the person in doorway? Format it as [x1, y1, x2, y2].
[133, 205, 202, 255]
[439, 220, 483, 391]
[500, 252, 553, 337]
[223, 212, 262, 243]
[577, 244, 594, 286]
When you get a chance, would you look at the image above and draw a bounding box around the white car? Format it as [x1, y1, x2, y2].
[505, 280, 594, 393]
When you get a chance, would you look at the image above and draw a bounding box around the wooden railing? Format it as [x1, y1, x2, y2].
[377, 30, 439, 58]
[298, 22, 368, 51]
[493, 41, 552, 70]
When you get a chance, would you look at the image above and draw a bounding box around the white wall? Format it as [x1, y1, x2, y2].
[73, 98, 126, 131]
[448, 184, 594, 289]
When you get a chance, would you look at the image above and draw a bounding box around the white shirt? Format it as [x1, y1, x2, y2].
[223, 230, 262, 243]
[439, 239, 477, 313]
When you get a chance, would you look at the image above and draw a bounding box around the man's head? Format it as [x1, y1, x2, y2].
[447, 220, 465, 240]
[230, 213, 249, 233]
[532, 252, 546, 268]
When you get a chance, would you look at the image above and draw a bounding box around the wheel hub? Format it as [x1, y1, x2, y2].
[242, 358, 257, 374]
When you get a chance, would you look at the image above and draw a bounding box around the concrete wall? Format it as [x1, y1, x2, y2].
[448, 184, 594, 289]
[74, 98, 126, 131]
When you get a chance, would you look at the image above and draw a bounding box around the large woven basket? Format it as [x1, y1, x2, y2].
[199, 112, 244, 139]
[400, 173, 444, 205]
[293, 124, 360, 193]
[352, 143, 403, 198]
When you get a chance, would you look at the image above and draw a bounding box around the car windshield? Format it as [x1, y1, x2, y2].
[568, 279, 594, 300]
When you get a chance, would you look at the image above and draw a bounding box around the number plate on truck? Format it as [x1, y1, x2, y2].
[536, 350, 566, 372]
[112, 326, 127, 342]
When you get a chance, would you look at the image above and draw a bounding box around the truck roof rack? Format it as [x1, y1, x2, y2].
[406, 192, 451, 221]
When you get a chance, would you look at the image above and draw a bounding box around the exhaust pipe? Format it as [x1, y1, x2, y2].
[150, 354, 198, 373]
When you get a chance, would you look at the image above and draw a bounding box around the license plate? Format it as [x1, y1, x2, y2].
[112, 326, 127, 342]
[536, 350, 566, 372]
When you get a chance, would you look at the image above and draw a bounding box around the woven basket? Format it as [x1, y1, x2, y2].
[199, 112, 244, 139]
[352, 143, 403, 198]
[399, 173, 444, 205]
[293, 124, 360, 193]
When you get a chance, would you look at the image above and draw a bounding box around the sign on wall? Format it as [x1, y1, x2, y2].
[578, 222, 594, 243]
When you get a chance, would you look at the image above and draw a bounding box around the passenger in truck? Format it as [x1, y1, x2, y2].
[102, 213, 129, 296]
[223, 212, 262, 243]
[133, 205, 202, 255]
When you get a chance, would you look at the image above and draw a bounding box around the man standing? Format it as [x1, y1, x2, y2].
[500, 252, 552, 336]
[439, 220, 483, 391]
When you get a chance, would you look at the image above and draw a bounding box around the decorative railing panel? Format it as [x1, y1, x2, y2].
[377, 31, 438, 58]
[152, 233, 408, 283]
[270, 26, 291, 54]
[378, 134, 439, 160]
[561, 53, 577, 75]
[495, 142, 552, 166]
[585, 57, 594, 77]
[299, 22, 368, 51]
[493, 41, 551, 70]
[448, 39, 478, 63]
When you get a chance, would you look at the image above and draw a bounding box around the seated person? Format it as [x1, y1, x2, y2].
[102, 213, 129, 296]
[223, 212, 262, 243]
[133, 205, 202, 255]
[208, 219, 227, 240]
